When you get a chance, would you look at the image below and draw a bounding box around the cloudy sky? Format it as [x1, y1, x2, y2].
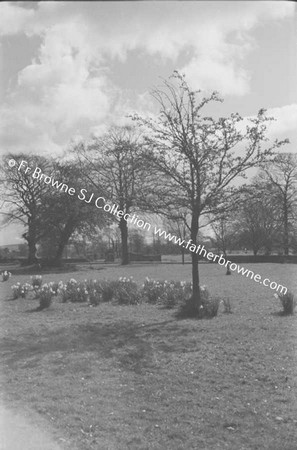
[0, 0, 296, 244]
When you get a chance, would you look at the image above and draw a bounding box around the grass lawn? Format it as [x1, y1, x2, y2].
[1, 263, 297, 449]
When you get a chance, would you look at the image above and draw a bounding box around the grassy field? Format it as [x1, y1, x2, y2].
[1, 262, 297, 449]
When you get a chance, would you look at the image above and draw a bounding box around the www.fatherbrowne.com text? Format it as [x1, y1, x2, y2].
[13, 160, 287, 295]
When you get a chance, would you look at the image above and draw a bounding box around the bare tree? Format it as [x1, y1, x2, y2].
[233, 179, 281, 255]
[163, 214, 190, 264]
[133, 72, 288, 315]
[0, 154, 51, 264]
[211, 218, 235, 274]
[41, 161, 107, 265]
[73, 126, 148, 265]
[260, 153, 297, 256]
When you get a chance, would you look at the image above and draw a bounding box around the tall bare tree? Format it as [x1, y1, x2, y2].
[73, 126, 148, 265]
[233, 179, 281, 255]
[260, 153, 297, 255]
[163, 214, 190, 264]
[211, 218, 235, 274]
[40, 161, 107, 265]
[133, 72, 288, 315]
[0, 154, 50, 264]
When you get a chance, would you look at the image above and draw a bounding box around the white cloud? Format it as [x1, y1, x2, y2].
[266, 104, 297, 136]
[182, 57, 250, 96]
[0, 3, 34, 36]
[0, 1, 294, 154]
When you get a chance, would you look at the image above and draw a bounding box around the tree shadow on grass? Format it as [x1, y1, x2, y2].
[0, 318, 197, 374]
[0, 321, 156, 374]
[25, 306, 52, 313]
[270, 311, 295, 317]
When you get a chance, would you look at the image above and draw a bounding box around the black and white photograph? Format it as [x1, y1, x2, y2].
[0, 1, 296, 449]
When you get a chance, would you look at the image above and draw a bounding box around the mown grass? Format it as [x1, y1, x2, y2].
[0, 263, 297, 449]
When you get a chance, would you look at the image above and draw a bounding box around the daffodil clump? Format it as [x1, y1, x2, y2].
[1, 271, 12, 282]
[113, 276, 139, 305]
[142, 278, 192, 308]
[38, 283, 55, 309]
[58, 278, 90, 303]
[274, 291, 295, 315]
[31, 275, 43, 288]
[9, 275, 222, 315]
[199, 285, 220, 317]
[11, 282, 31, 299]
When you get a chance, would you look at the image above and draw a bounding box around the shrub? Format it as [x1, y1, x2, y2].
[274, 291, 296, 315]
[2, 271, 11, 282]
[31, 275, 43, 288]
[38, 284, 54, 310]
[113, 277, 140, 305]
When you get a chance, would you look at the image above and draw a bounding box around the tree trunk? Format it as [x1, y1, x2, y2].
[119, 216, 129, 265]
[54, 224, 74, 266]
[191, 251, 200, 309]
[54, 241, 67, 266]
[25, 223, 38, 264]
[190, 209, 201, 314]
[283, 201, 289, 256]
[27, 239, 38, 264]
[224, 251, 231, 275]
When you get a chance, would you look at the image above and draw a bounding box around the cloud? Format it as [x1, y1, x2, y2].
[0, 1, 294, 155]
[0, 3, 34, 36]
[182, 57, 250, 96]
[266, 104, 297, 136]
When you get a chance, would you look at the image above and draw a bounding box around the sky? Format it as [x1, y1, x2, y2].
[0, 0, 296, 245]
